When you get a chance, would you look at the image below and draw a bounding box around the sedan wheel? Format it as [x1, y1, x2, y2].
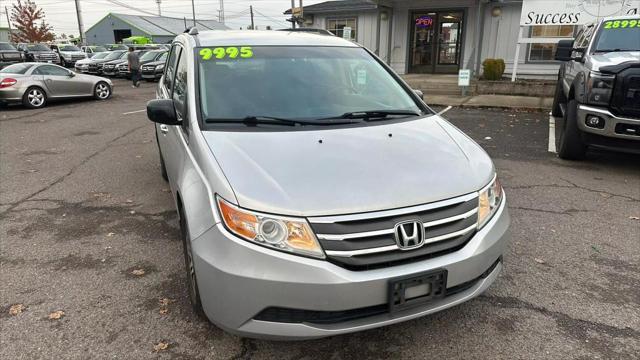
[23, 88, 46, 109]
[94, 82, 111, 100]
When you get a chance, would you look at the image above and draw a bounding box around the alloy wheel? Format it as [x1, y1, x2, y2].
[28, 89, 45, 107]
[96, 83, 110, 99]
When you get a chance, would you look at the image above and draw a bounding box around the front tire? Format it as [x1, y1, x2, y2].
[557, 99, 586, 160]
[179, 208, 205, 318]
[22, 87, 47, 109]
[94, 82, 111, 100]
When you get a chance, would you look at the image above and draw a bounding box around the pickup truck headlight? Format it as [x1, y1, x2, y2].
[156, 64, 165, 71]
[217, 196, 325, 259]
[586, 71, 615, 106]
[477, 176, 503, 229]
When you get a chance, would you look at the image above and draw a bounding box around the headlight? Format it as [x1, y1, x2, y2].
[586, 71, 615, 106]
[477, 176, 503, 229]
[156, 64, 165, 71]
[217, 196, 324, 259]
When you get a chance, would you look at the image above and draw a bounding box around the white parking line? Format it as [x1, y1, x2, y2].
[122, 109, 146, 115]
[548, 112, 557, 153]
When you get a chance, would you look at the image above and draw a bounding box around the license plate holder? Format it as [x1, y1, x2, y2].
[388, 269, 447, 312]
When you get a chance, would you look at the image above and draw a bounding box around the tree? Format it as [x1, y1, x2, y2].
[10, 0, 55, 43]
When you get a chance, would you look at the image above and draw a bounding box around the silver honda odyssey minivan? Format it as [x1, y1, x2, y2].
[147, 29, 510, 340]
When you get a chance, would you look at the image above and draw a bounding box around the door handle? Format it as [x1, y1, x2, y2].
[159, 124, 169, 134]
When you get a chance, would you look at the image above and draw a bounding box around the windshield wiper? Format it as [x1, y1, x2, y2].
[205, 115, 359, 126]
[323, 110, 422, 121]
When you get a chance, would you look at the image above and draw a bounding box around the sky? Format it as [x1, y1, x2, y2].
[0, 0, 325, 35]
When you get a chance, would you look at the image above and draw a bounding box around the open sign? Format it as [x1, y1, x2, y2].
[416, 16, 433, 28]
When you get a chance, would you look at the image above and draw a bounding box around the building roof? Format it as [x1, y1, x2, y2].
[87, 13, 229, 36]
[284, 0, 377, 14]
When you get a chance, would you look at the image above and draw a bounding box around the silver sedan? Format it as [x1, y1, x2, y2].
[0, 62, 113, 109]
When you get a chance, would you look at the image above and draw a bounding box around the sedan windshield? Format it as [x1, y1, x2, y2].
[60, 45, 81, 51]
[104, 51, 125, 60]
[594, 18, 640, 52]
[198, 46, 423, 122]
[27, 44, 51, 51]
[0, 63, 34, 74]
[0, 43, 16, 50]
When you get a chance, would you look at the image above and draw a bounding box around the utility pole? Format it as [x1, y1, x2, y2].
[290, 0, 296, 29]
[156, 0, 161, 16]
[4, 5, 13, 41]
[191, 0, 196, 26]
[219, 0, 225, 24]
[249, 5, 254, 30]
[74, 0, 85, 45]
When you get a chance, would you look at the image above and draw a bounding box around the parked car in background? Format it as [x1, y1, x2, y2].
[81, 45, 108, 58]
[102, 50, 146, 77]
[0, 42, 23, 69]
[105, 44, 128, 51]
[75, 52, 108, 73]
[50, 44, 86, 67]
[117, 49, 166, 78]
[553, 15, 640, 159]
[146, 30, 509, 340]
[0, 62, 112, 109]
[87, 50, 126, 75]
[16, 43, 59, 64]
[141, 51, 168, 81]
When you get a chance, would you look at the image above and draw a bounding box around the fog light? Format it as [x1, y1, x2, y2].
[585, 115, 605, 129]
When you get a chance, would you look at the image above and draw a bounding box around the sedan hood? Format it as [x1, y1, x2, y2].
[203, 117, 494, 216]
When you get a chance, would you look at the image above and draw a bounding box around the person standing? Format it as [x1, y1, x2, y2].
[127, 47, 141, 88]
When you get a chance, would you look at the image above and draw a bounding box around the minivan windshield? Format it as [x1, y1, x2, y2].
[198, 46, 424, 122]
[594, 18, 640, 52]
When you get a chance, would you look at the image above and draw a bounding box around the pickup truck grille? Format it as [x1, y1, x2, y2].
[1, 52, 21, 60]
[612, 68, 640, 118]
[309, 193, 479, 270]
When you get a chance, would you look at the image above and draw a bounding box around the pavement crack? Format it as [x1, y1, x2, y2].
[505, 181, 639, 202]
[479, 295, 639, 339]
[0, 124, 149, 216]
[509, 206, 590, 216]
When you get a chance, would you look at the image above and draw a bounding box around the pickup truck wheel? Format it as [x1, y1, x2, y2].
[551, 82, 565, 117]
[557, 99, 586, 160]
[179, 209, 205, 318]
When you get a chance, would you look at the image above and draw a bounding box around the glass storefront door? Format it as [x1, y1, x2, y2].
[409, 11, 464, 74]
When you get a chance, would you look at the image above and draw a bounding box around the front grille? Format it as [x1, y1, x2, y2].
[2, 53, 21, 60]
[253, 257, 501, 325]
[615, 123, 640, 137]
[36, 53, 56, 60]
[612, 68, 640, 118]
[309, 193, 479, 270]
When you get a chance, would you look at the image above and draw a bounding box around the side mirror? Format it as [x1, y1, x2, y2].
[414, 89, 424, 100]
[147, 99, 180, 125]
[68, 71, 75, 77]
[555, 39, 575, 61]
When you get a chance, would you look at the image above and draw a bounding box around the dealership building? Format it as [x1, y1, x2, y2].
[85, 13, 228, 45]
[287, 0, 639, 79]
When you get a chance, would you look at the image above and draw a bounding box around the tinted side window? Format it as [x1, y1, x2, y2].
[173, 48, 188, 122]
[35, 65, 70, 76]
[163, 45, 181, 93]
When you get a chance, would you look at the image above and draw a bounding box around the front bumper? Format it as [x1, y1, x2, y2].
[192, 197, 510, 340]
[577, 105, 640, 140]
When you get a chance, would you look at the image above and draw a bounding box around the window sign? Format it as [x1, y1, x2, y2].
[520, 0, 639, 26]
[342, 26, 352, 40]
[415, 16, 434, 28]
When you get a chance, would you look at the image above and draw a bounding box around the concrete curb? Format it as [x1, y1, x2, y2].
[425, 95, 553, 111]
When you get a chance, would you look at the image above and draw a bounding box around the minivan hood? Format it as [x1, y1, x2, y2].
[589, 51, 640, 72]
[203, 117, 494, 217]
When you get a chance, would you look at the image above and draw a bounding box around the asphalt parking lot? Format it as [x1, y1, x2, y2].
[1, 78, 639, 359]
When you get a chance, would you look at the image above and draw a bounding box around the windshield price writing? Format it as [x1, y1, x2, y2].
[199, 47, 254, 60]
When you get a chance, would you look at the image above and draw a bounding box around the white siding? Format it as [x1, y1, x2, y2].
[306, 10, 380, 53]
[480, 1, 560, 79]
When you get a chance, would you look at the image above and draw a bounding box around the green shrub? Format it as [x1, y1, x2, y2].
[482, 58, 506, 80]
